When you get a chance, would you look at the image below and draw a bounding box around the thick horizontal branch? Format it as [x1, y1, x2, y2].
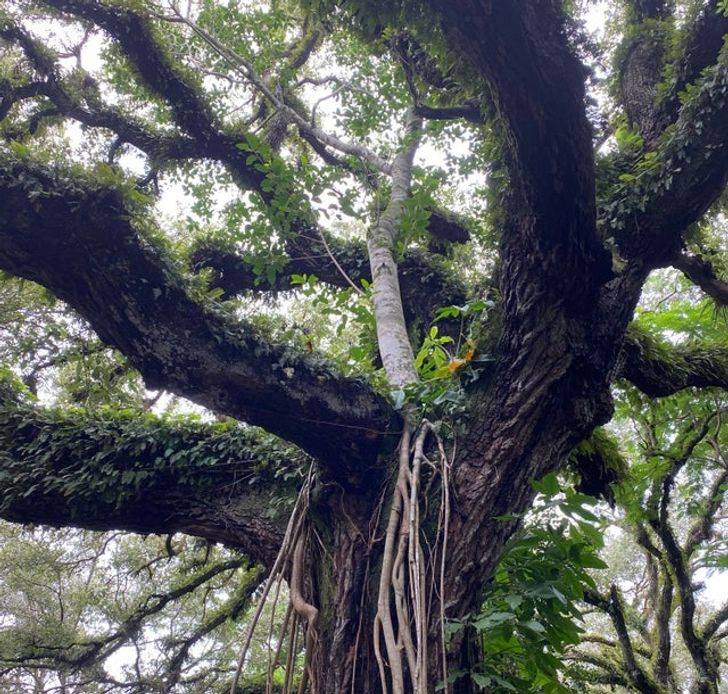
[0, 21, 245, 170]
[0, 395, 294, 566]
[619, 327, 728, 396]
[40, 0, 377, 194]
[672, 251, 728, 306]
[191, 236, 468, 331]
[40, 0, 268, 193]
[413, 102, 483, 124]
[45, 0, 215, 142]
[0, 155, 394, 473]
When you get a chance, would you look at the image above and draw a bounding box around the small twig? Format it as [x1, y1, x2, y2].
[315, 226, 365, 295]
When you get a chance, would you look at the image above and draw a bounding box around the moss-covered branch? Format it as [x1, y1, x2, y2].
[656, 0, 728, 140]
[0, 154, 394, 473]
[583, 586, 661, 693]
[601, 51, 728, 268]
[0, 390, 301, 565]
[566, 428, 627, 503]
[619, 327, 728, 396]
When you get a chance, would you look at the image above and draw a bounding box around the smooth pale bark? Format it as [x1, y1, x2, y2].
[367, 112, 422, 390]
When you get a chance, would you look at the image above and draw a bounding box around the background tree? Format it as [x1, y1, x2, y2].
[563, 387, 727, 693]
[0, 0, 727, 692]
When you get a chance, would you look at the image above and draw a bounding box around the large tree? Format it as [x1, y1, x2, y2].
[0, 0, 727, 692]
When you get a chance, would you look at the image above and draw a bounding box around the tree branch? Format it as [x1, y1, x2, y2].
[0, 80, 51, 121]
[671, 251, 728, 306]
[583, 586, 660, 694]
[685, 467, 727, 557]
[190, 238, 468, 334]
[0, 154, 394, 474]
[412, 102, 483, 124]
[616, 3, 673, 144]
[172, 10, 392, 176]
[1, 556, 257, 675]
[0, 395, 293, 566]
[163, 570, 261, 690]
[646, 416, 722, 691]
[429, 0, 611, 300]
[603, 52, 728, 269]
[0, 21, 230, 164]
[653, 1, 728, 143]
[619, 327, 728, 396]
[703, 601, 728, 643]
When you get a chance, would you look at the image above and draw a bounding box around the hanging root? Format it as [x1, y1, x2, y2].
[290, 528, 319, 693]
[229, 468, 319, 694]
[229, 423, 452, 694]
[373, 419, 452, 694]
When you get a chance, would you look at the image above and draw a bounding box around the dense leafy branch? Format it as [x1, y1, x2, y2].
[0, 154, 393, 473]
[619, 327, 728, 397]
[602, 46, 728, 269]
[649, 0, 728, 146]
[0, 388, 300, 565]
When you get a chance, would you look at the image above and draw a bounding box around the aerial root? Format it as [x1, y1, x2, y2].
[229, 422, 452, 694]
[373, 418, 452, 694]
[229, 467, 318, 694]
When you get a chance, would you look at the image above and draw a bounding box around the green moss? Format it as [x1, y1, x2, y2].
[567, 428, 628, 503]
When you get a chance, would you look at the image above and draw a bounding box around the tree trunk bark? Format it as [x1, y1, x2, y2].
[307, 486, 380, 693]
